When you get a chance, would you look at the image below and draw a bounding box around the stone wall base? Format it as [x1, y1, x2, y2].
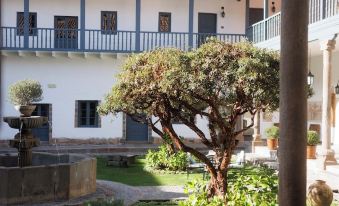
[51, 138, 121, 145]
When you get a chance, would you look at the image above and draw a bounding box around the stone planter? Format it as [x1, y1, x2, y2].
[14, 105, 36, 117]
[307, 145, 317, 159]
[307, 180, 333, 206]
[267, 138, 278, 150]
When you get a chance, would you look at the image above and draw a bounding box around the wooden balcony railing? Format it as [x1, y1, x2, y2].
[0, 27, 246, 53]
[248, 0, 339, 43]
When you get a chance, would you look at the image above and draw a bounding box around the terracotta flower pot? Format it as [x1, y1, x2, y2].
[14, 105, 36, 117]
[307, 180, 333, 206]
[267, 138, 278, 150]
[307, 145, 317, 159]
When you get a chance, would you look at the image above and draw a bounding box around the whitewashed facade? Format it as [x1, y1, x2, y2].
[0, 0, 252, 142]
[2, 0, 339, 152]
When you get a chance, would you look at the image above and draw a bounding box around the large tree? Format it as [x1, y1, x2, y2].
[98, 40, 280, 202]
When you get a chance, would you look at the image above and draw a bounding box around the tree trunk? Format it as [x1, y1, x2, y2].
[208, 170, 228, 203]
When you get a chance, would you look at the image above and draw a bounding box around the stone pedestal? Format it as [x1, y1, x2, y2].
[252, 112, 264, 153]
[318, 39, 337, 170]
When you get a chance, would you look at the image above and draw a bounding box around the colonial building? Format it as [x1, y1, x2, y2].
[0, 0, 253, 143]
[248, 0, 339, 168]
[0, 0, 338, 159]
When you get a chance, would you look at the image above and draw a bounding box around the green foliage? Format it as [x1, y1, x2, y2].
[227, 167, 278, 206]
[180, 167, 278, 206]
[98, 40, 280, 121]
[307, 131, 320, 146]
[84, 198, 124, 206]
[8, 79, 43, 105]
[145, 145, 188, 171]
[179, 179, 225, 206]
[265, 126, 279, 139]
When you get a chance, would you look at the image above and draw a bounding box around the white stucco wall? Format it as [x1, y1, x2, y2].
[0, 54, 124, 139]
[86, 0, 136, 31]
[1, 0, 24, 27]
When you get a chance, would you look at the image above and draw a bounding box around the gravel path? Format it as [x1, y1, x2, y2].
[97, 180, 186, 206]
[20, 180, 185, 206]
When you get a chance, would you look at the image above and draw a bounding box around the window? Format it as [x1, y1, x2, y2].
[76, 101, 100, 128]
[101, 11, 117, 34]
[17, 12, 37, 35]
[158, 12, 171, 32]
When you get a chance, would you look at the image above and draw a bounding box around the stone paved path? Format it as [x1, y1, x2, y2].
[97, 180, 186, 206]
[23, 180, 185, 206]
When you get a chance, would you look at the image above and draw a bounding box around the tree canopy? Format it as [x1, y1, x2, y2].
[98, 40, 280, 201]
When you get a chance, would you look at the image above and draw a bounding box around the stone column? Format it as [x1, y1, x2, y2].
[252, 111, 264, 153]
[279, 0, 308, 205]
[318, 39, 337, 170]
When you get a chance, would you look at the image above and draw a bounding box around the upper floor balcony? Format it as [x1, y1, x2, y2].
[0, 27, 246, 53]
[0, 0, 247, 54]
[248, 0, 339, 45]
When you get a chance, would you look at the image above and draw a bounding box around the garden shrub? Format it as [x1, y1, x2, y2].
[145, 145, 188, 171]
[179, 166, 278, 206]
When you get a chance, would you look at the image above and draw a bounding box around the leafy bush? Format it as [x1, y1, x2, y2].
[179, 166, 278, 206]
[227, 167, 278, 206]
[179, 179, 224, 206]
[265, 126, 279, 139]
[307, 131, 320, 146]
[145, 145, 188, 171]
[8, 79, 43, 105]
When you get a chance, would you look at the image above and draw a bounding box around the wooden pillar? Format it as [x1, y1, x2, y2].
[135, 0, 141, 52]
[80, 0, 85, 50]
[24, 0, 30, 48]
[279, 0, 309, 205]
[188, 0, 194, 49]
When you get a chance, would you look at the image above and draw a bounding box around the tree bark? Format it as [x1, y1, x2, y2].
[209, 171, 227, 197]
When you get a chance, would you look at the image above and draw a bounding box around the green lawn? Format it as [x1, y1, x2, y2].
[96, 157, 203, 186]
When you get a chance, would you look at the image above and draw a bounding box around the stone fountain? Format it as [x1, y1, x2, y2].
[0, 113, 96, 205]
[4, 116, 47, 167]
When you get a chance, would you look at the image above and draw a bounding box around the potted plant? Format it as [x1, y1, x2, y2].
[265, 125, 279, 150]
[307, 130, 320, 159]
[8, 79, 43, 117]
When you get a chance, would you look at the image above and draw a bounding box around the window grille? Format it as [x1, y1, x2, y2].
[17, 12, 37, 35]
[101, 11, 117, 34]
[159, 12, 171, 32]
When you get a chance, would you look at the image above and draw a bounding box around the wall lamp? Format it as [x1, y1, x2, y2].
[307, 71, 314, 86]
[221, 7, 225, 18]
[335, 81, 339, 94]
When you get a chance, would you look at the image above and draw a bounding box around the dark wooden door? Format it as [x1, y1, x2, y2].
[126, 114, 149, 142]
[54, 16, 78, 49]
[198, 13, 217, 46]
[32, 104, 50, 142]
[249, 8, 264, 26]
